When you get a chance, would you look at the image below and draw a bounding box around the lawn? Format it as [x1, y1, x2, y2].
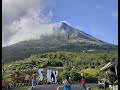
[8, 86, 31, 90]
[81, 68, 100, 75]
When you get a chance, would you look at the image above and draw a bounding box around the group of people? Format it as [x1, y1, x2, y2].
[63, 75, 86, 90]
[30, 72, 87, 90]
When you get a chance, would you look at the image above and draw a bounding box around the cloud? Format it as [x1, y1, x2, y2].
[2, 0, 54, 46]
[60, 21, 71, 26]
[112, 12, 118, 19]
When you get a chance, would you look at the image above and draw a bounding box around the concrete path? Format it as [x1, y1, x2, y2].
[28, 84, 97, 90]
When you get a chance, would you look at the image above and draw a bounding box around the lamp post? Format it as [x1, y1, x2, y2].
[2, 47, 5, 73]
[2, 47, 4, 64]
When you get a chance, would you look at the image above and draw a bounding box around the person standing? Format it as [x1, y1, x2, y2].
[51, 77, 54, 84]
[31, 72, 38, 89]
[63, 75, 72, 90]
[81, 76, 86, 90]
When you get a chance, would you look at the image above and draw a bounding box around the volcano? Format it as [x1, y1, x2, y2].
[2, 21, 117, 63]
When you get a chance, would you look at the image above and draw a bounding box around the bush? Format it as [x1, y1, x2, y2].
[13, 77, 25, 83]
[60, 70, 70, 80]
[70, 69, 81, 83]
[98, 72, 106, 79]
[91, 65, 95, 68]
[14, 71, 20, 77]
[2, 80, 9, 89]
[83, 73, 98, 83]
[57, 76, 62, 83]
[2, 73, 14, 79]
[25, 74, 31, 82]
[106, 72, 117, 85]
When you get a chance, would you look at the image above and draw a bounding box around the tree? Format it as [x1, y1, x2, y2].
[70, 67, 81, 83]
[60, 70, 70, 81]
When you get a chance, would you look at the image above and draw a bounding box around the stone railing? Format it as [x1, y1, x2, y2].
[5, 82, 63, 89]
[5, 83, 32, 89]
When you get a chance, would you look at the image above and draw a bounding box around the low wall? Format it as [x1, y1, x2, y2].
[6, 82, 62, 89]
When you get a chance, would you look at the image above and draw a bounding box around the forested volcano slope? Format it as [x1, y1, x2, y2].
[2, 22, 118, 63]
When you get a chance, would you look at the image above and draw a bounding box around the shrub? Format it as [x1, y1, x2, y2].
[60, 70, 70, 80]
[2, 80, 9, 89]
[91, 65, 95, 68]
[83, 73, 98, 83]
[25, 74, 31, 83]
[13, 77, 25, 83]
[2, 73, 14, 79]
[70, 69, 81, 82]
[57, 76, 62, 83]
[106, 72, 117, 85]
[14, 71, 20, 77]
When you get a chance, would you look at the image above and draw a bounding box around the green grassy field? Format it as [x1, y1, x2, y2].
[8, 86, 31, 90]
[81, 68, 100, 75]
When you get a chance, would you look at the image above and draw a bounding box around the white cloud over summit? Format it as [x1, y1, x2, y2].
[2, 0, 55, 46]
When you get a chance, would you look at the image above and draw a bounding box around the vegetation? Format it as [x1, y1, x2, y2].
[81, 68, 99, 76]
[70, 67, 81, 83]
[106, 72, 118, 85]
[8, 86, 31, 90]
[3, 51, 117, 70]
[2, 51, 118, 83]
[91, 87, 112, 90]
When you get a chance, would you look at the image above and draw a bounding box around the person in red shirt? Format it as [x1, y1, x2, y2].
[81, 76, 86, 90]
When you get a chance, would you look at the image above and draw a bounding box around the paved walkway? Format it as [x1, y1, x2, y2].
[28, 84, 97, 90]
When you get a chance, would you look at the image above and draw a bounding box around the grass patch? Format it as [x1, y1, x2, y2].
[8, 86, 31, 90]
[81, 68, 99, 75]
[91, 87, 112, 90]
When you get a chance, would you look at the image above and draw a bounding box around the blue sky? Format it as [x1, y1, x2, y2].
[47, 0, 118, 45]
[2, 0, 118, 46]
